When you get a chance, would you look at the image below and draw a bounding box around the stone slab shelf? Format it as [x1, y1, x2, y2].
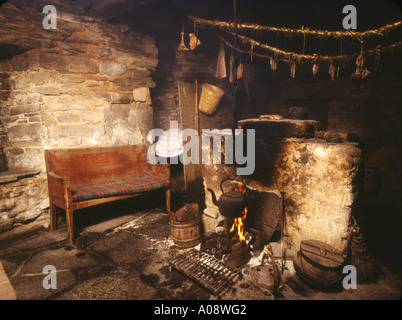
[238, 118, 321, 138]
[0, 169, 39, 184]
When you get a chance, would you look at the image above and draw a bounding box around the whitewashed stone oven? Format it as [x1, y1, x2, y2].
[202, 118, 361, 253]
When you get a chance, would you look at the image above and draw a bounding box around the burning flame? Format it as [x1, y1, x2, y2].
[230, 206, 248, 241]
[230, 181, 248, 241]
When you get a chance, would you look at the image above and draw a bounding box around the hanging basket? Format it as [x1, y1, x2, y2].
[199, 83, 224, 115]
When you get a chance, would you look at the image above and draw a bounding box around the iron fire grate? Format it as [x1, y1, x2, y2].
[170, 248, 242, 297]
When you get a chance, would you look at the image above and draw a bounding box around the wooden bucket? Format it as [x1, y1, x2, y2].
[169, 217, 202, 249]
[293, 240, 346, 290]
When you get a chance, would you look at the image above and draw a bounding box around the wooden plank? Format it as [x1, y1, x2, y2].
[0, 261, 17, 300]
[178, 81, 203, 193]
[45, 145, 147, 186]
[300, 240, 345, 268]
[53, 162, 146, 186]
[45, 145, 146, 169]
[72, 193, 142, 210]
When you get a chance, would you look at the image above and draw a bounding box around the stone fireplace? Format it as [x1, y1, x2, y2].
[202, 118, 361, 253]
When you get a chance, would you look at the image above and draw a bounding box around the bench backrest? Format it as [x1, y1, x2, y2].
[44, 145, 147, 186]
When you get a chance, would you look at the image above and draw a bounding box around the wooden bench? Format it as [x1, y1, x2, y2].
[44, 145, 170, 246]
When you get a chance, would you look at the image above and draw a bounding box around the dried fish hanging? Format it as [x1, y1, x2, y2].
[328, 61, 336, 80]
[290, 61, 296, 78]
[206, 15, 402, 83]
[229, 51, 244, 82]
[178, 22, 189, 52]
[216, 31, 402, 67]
[189, 16, 402, 42]
[237, 61, 244, 79]
[270, 57, 277, 71]
[215, 42, 227, 79]
[351, 41, 371, 89]
[373, 45, 382, 71]
[312, 63, 319, 77]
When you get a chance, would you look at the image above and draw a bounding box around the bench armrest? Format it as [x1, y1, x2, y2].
[48, 171, 70, 188]
[46, 171, 72, 209]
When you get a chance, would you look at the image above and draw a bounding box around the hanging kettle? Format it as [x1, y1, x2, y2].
[207, 178, 247, 219]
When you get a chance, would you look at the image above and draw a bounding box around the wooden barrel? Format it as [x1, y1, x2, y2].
[293, 240, 346, 290]
[169, 217, 202, 249]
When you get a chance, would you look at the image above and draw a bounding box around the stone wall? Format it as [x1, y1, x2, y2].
[0, 174, 48, 233]
[0, 1, 158, 236]
[153, 50, 236, 132]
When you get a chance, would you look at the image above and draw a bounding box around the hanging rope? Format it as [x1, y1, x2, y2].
[194, 15, 401, 80]
[189, 16, 402, 41]
[216, 32, 402, 64]
[232, 0, 240, 126]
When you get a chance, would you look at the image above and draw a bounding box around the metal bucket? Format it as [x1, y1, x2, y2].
[199, 83, 224, 115]
[288, 106, 308, 120]
[169, 217, 202, 249]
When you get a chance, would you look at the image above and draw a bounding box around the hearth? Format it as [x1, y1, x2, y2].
[203, 118, 361, 254]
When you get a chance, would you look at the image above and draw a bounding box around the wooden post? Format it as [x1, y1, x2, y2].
[166, 188, 171, 213]
[195, 79, 199, 135]
[50, 203, 57, 231]
[178, 80, 188, 193]
[63, 180, 74, 246]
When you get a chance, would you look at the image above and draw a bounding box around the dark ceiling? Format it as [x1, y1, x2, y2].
[2, 0, 400, 36]
[1, 0, 401, 63]
[107, 0, 401, 32]
[3, 0, 400, 31]
[106, 0, 401, 61]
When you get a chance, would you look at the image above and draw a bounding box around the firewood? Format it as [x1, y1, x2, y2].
[227, 241, 252, 268]
[174, 203, 199, 222]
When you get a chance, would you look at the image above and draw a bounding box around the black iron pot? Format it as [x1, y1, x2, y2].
[207, 178, 247, 219]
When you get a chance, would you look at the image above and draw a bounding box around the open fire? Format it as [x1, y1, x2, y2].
[229, 181, 248, 241]
[230, 207, 247, 241]
[200, 180, 266, 268]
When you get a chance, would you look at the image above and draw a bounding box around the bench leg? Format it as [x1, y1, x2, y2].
[65, 208, 74, 246]
[50, 203, 57, 232]
[166, 188, 171, 213]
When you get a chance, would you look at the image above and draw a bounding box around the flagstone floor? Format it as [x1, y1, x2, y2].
[0, 198, 401, 301]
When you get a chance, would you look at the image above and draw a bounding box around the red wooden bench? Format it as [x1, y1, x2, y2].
[44, 145, 170, 246]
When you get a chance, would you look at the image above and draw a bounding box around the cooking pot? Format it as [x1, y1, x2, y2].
[207, 178, 247, 219]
